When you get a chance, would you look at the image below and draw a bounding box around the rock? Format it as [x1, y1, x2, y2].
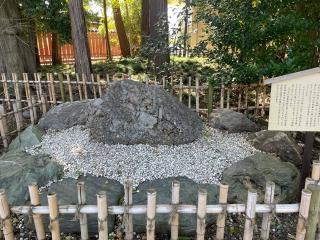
[248, 130, 302, 166]
[9, 125, 44, 151]
[209, 109, 260, 133]
[132, 177, 218, 235]
[39, 175, 124, 233]
[222, 153, 300, 203]
[87, 80, 203, 145]
[38, 100, 92, 130]
[0, 150, 63, 205]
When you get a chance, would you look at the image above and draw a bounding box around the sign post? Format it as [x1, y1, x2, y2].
[265, 67, 320, 189]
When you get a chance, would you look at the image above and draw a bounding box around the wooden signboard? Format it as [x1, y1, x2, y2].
[264, 67, 320, 189]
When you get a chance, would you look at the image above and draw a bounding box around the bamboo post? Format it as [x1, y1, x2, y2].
[76, 74, 83, 101]
[58, 73, 66, 103]
[97, 74, 102, 97]
[23, 73, 31, 101]
[66, 74, 73, 102]
[195, 77, 200, 113]
[91, 74, 97, 99]
[162, 77, 166, 89]
[255, 87, 260, 116]
[124, 181, 133, 240]
[2, 73, 10, 109]
[82, 74, 88, 100]
[28, 98, 35, 125]
[48, 192, 60, 240]
[13, 102, 22, 132]
[179, 78, 183, 102]
[216, 183, 229, 240]
[244, 87, 248, 115]
[196, 189, 207, 240]
[33, 73, 40, 101]
[106, 74, 110, 86]
[305, 178, 316, 189]
[147, 189, 156, 240]
[260, 181, 276, 240]
[97, 191, 108, 240]
[306, 184, 320, 240]
[171, 181, 180, 240]
[36, 73, 43, 98]
[40, 95, 47, 115]
[188, 77, 192, 108]
[46, 73, 53, 104]
[226, 88, 230, 109]
[296, 189, 312, 240]
[146, 76, 149, 85]
[311, 160, 320, 181]
[50, 73, 57, 105]
[243, 189, 257, 240]
[28, 183, 45, 240]
[0, 105, 8, 149]
[238, 88, 242, 112]
[12, 73, 21, 101]
[261, 86, 266, 117]
[0, 189, 14, 240]
[32, 95, 38, 122]
[220, 82, 225, 109]
[170, 76, 174, 94]
[207, 83, 213, 116]
[77, 182, 89, 240]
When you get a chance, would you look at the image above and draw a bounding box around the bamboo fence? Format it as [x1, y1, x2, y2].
[0, 162, 320, 240]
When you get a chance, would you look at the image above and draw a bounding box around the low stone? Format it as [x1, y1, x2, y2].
[38, 100, 92, 130]
[9, 125, 44, 151]
[248, 130, 302, 166]
[222, 153, 300, 203]
[87, 80, 203, 145]
[39, 175, 124, 233]
[132, 177, 218, 235]
[0, 150, 63, 205]
[209, 109, 260, 133]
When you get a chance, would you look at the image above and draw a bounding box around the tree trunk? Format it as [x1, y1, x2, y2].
[52, 33, 62, 65]
[0, 0, 37, 74]
[68, 0, 92, 78]
[149, 0, 170, 66]
[183, 0, 189, 57]
[103, 0, 112, 61]
[141, 0, 150, 47]
[112, 0, 131, 57]
[28, 19, 40, 68]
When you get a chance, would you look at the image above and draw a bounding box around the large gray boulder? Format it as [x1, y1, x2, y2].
[132, 177, 218, 235]
[38, 100, 92, 130]
[0, 150, 63, 205]
[222, 153, 300, 203]
[9, 125, 44, 151]
[38, 175, 124, 233]
[209, 109, 260, 133]
[248, 130, 302, 166]
[87, 80, 203, 145]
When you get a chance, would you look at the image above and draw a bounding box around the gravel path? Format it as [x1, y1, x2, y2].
[27, 126, 257, 187]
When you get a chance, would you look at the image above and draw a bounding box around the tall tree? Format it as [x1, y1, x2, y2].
[0, 0, 37, 74]
[112, 0, 131, 57]
[52, 33, 62, 65]
[103, 0, 112, 60]
[141, 0, 150, 48]
[68, 0, 92, 77]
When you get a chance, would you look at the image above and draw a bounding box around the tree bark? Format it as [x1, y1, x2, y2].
[52, 32, 62, 65]
[103, 0, 112, 60]
[183, 0, 189, 57]
[112, 0, 131, 57]
[28, 19, 40, 68]
[0, 0, 37, 74]
[68, 0, 92, 78]
[141, 0, 150, 47]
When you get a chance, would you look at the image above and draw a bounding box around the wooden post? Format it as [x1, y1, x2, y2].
[32, 96, 38, 123]
[50, 73, 57, 105]
[106, 74, 110, 86]
[196, 189, 207, 240]
[305, 178, 316, 189]
[28, 99, 35, 125]
[13, 102, 22, 132]
[146, 76, 149, 85]
[82, 74, 88, 100]
[36, 73, 43, 98]
[0, 105, 8, 149]
[244, 87, 248, 114]
[40, 95, 47, 115]
[97, 74, 102, 97]
[33, 73, 40, 101]
[171, 181, 180, 240]
[312, 160, 320, 181]
[226, 88, 230, 109]
[220, 82, 225, 109]
[237, 88, 242, 112]
[124, 181, 133, 240]
[28, 183, 45, 240]
[76, 74, 83, 101]
[260, 181, 275, 240]
[58, 73, 66, 103]
[207, 83, 213, 116]
[195, 77, 200, 113]
[170, 76, 174, 95]
[306, 184, 320, 240]
[77, 182, 88, 240]
[243, 189, 257, 240]
[147, 189, 156, 240]
[23, 73, 31, 101]
[296, 189, 312, 240]
[179, 78, 183, 102]
[66, 74, 73, 102]
[188, 77, 192, 108]
[301, 132, 316, 191]
[48, 192, 60, 240]
[12, 73, 21, 101]
[0, 189, 14, 240]
[261, 86, 267, 117]
[216, 183, 228, 240]
[97, 191, 108, 240]
[255, 87, 260, 116]
[91, 74, 97, 99]
[162, 77, 166, 89]
[2, 73, 10, 109]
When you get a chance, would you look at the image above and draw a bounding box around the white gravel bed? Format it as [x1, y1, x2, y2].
[27, 126, 257, 187]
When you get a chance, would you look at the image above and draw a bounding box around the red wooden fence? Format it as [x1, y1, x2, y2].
[37, 32, 122, 64]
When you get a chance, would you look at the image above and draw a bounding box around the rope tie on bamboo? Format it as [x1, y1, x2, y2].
[72, 204, 81, 221]
[98, 217, 108, 231]
[48, 217, 59, 231]
[147, 217, 155, 233]
[168, 204, 179, 224]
